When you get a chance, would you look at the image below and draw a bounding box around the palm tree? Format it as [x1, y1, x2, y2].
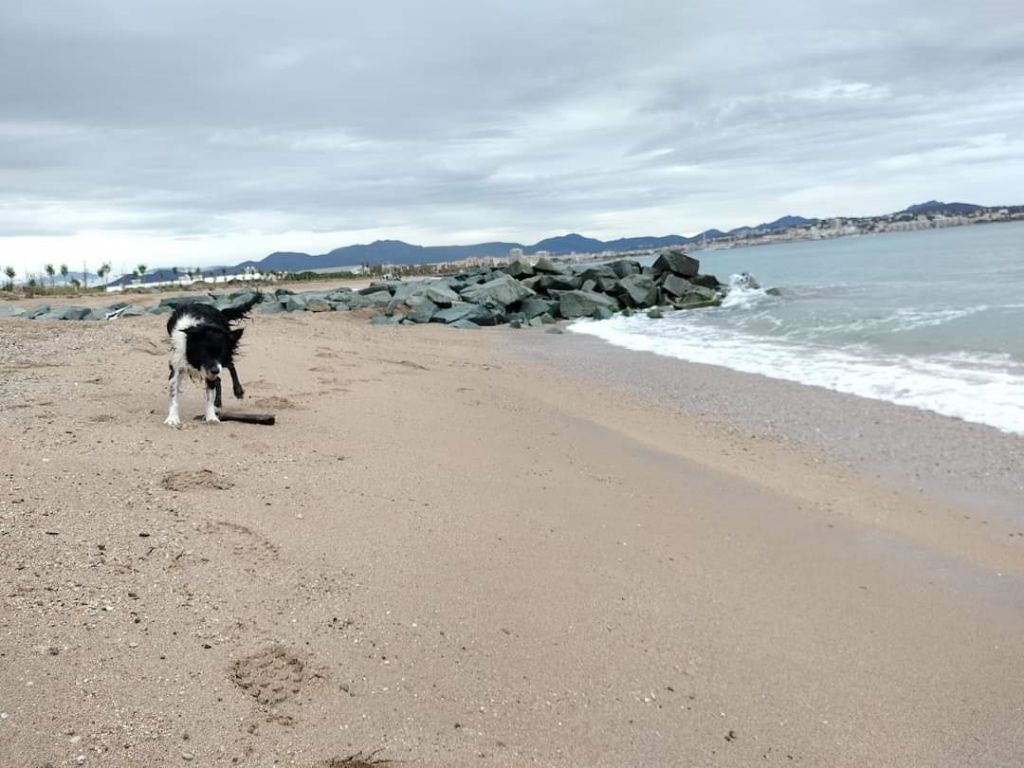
[136, 264, 147, 285]
[171, 266, 179, 284]
[4, 266, 14, 291]
[194, 267, 203, 282]
[185, 268, 193, 281]
[59, 264, 69, 288]
[97, 262, 111, 287]
[44, 263, 55, 289]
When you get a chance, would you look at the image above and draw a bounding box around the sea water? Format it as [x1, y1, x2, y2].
[570, 222, 1024, 435]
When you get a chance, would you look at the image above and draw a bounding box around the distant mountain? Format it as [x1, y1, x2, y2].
[729, 215, 819, 236]
[761, 215, 819, 230]
[132, 199, 997, 277]
[694, 229, 728, 241]
[901, 200, 982, 216]
[234, 233, 691, 273]
[529, 233, 606, 254]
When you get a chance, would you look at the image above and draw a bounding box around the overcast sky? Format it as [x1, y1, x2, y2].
[2, 0, 1023, 274]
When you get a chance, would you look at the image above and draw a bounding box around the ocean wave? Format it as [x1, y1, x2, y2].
[790, 306, 992, 339]
[569, 313, 1024, 436]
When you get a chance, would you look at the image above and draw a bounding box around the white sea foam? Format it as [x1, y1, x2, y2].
[569, 311, 1024, 436]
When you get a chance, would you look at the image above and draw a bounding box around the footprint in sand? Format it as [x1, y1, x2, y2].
[161, 469, 234, 492]
[201, 520, 279, 559]
[230, 645, 321, 707]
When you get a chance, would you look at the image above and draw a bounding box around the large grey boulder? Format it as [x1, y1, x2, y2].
[505, 260, 534, 279]
[653, 250, 699, 277]
[459, 273, 534, 307]
[465, 304, 506, 326]
[674, 293, 720, 309]
[343, 293, 375, 310]
[537, 274, 582, 292]
[519, 297, 558, 320]
[365, 290, 394, 307]
[558, 290, 619, 319]
[0, 305, 25, 318]
[116, 305, 148, 318]
[392, 282, 427, 302]
[25, 305, 51, 319]
[690, 274, 720, 289]
[618, 274, 659, 307]
[533, 256, 567, 274]
[660, 273, 693, 298]
[407, 298, 439, 324]
[359, 282, 394, 296]
[225, 292, 259, 310]
[608, 260, 641, 279]
[40, 307, 89, 321]
[432, 303, 477, 324]
[284, 295, 308, 312]
[256, 301, 286, 315]
[685, 284, 717, 301]
[306, 297, 333, 312]
[424, 284, 460, 307]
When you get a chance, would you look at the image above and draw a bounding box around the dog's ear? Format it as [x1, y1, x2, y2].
[231, 328, 244, 344]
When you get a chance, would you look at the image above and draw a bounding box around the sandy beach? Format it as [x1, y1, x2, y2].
[2, 308, 1023, 767]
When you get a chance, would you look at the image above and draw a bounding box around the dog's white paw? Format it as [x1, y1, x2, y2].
[164, 414, 181, 427]
[203, 414, 221, 424]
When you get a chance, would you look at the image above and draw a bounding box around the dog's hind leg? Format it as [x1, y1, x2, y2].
[204, 380, 220, 423]
[165, 363, 182, 427]
[227, 363, 244, 399]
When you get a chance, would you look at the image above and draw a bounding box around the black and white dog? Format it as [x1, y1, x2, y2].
[164, 295, 260, 426]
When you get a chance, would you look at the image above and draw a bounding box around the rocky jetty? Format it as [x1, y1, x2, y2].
[1, 250, 729, 329]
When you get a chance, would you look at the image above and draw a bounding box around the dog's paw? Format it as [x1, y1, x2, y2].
[203, 414, 221, 424]
[233, 386, 245, 400]
[164, 414, 181, 427]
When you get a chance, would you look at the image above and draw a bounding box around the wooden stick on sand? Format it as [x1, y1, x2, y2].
[193, 412, 276, 425]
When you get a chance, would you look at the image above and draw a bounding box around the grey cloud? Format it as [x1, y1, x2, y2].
[1, 0, 1023, 269]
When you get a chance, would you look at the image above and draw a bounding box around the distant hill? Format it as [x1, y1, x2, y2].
[901, 200, 982, 216]
[729, 215, 819, 236]
[129, 199, 998, 278]
[234, 233, 692, 273]
[694, 229, 728, 241]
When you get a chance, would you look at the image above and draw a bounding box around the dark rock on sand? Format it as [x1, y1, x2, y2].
[653, 250, 699, 278]
[559, 290, 620, 319]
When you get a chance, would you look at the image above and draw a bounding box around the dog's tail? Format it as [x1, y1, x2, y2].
[221, 291, 262, 323]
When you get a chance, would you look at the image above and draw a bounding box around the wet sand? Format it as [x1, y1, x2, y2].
[1, 312, 1023, 767]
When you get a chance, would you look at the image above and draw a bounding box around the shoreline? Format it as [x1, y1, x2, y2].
[508, 328, 1024, 521]
[3, 315, 1023, 766]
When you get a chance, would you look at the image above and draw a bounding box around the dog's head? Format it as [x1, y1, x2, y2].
[184, 326, 243, 381]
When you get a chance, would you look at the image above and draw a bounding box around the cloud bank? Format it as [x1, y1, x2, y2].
[2, 0, 1022, 272]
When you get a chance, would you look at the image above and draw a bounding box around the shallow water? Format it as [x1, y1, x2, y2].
[572, 222, 1024, 435]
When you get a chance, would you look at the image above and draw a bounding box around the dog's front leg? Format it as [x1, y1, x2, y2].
[214, 378, 223, 409]
[165, 363, 182, 427]
[227, 363, 244, 399]
[204, 380, 220, 423]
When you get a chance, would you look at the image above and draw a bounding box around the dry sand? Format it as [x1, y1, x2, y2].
[1, 310, 1023, 767]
